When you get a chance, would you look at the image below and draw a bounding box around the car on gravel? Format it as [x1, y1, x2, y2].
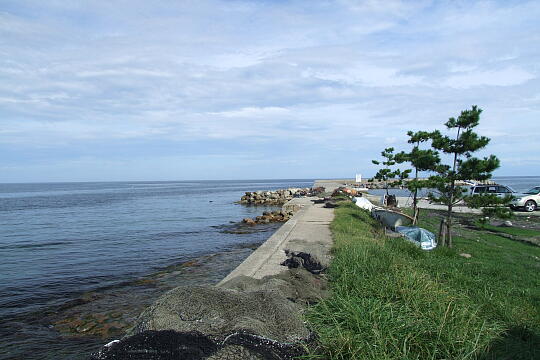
[510, 186, 540, 212]
[469, 184, 515, 197]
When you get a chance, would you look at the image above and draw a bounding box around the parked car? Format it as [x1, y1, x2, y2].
[510, 186, 540, 212]
[469, 184, 516, 197]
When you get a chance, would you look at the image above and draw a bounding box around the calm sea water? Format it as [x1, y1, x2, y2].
[0, 179, 313, 359]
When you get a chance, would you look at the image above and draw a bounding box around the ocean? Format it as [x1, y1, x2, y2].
[0, 180, 313, 359]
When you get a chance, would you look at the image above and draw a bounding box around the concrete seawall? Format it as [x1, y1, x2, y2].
[218, 196, 334, 285]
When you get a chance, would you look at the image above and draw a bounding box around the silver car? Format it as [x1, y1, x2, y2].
[469, 184, 515, 197]
[510, 186, 540, 212]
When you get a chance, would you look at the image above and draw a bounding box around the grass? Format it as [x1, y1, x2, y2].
[304, 203, 540, 360]
[477, 222, 540, 238]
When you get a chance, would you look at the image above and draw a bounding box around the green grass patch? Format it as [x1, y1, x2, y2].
[305, 203, 540, 360]
[477, 222, 540, 237]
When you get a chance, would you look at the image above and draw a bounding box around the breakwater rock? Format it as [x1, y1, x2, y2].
[242, 210, 295, 225]
[239, 187, 324, 205]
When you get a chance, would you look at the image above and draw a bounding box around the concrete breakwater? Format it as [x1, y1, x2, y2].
[92, 189, 333, 359]
[238, 187, 323, 205]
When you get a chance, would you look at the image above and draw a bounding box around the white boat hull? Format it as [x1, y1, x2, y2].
[372, 208, 414, 229]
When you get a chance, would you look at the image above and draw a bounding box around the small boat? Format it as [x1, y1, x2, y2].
[353, 197, 375, 211]
[395, 226, 437, 250]
[371, 207, 414, 229]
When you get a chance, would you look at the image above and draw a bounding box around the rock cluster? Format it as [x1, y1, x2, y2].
[242, 210, 295, 225]
[239, 188, 321, 205]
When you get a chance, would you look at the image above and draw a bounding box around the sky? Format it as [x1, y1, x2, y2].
[1, 0, 539, 182]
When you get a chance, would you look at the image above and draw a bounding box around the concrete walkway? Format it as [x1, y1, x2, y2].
[218, 197, 334, 285]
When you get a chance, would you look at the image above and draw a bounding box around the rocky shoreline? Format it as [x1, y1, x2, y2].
[91, 188, 330, 359]
[242, 209, 295, 225]
[238, 187, 324, 205]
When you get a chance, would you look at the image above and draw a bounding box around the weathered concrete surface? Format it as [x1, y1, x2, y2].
[218, 197, 334, 284]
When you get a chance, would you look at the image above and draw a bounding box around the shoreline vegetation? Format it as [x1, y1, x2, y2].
[306, 202, 539, 359]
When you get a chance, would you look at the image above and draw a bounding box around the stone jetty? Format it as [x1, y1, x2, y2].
[239, 187, 324, 205]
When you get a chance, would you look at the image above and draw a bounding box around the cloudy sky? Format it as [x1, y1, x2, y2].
[1, 0, 539, 182]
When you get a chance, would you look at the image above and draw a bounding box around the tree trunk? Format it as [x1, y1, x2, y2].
[446, 193, 454, 248]
[438, 218, 447, 247]
[446, 213, 452, 248]
[412, 168, 419, 225]
[413, 207, 420, 226]
[445, 126, 461, 248]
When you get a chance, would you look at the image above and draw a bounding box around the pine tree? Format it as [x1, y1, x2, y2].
[428, 106, 499, 247]
[370, 147, 411, 201]
[396, 131, 440, 224]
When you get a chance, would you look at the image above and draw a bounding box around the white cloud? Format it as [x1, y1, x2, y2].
[208, 106, 289, 118]
[448, 64, 478, 73]
[442, 67, 536, 88]
[304, 63, 424, 87]
[77, 68, 172, 78]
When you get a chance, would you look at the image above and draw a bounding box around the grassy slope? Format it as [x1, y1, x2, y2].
[305, 203, 540, 360]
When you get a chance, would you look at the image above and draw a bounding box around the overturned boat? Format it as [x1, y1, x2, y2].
[353, 197, 375, 211]
[371, 207, 414, 230]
